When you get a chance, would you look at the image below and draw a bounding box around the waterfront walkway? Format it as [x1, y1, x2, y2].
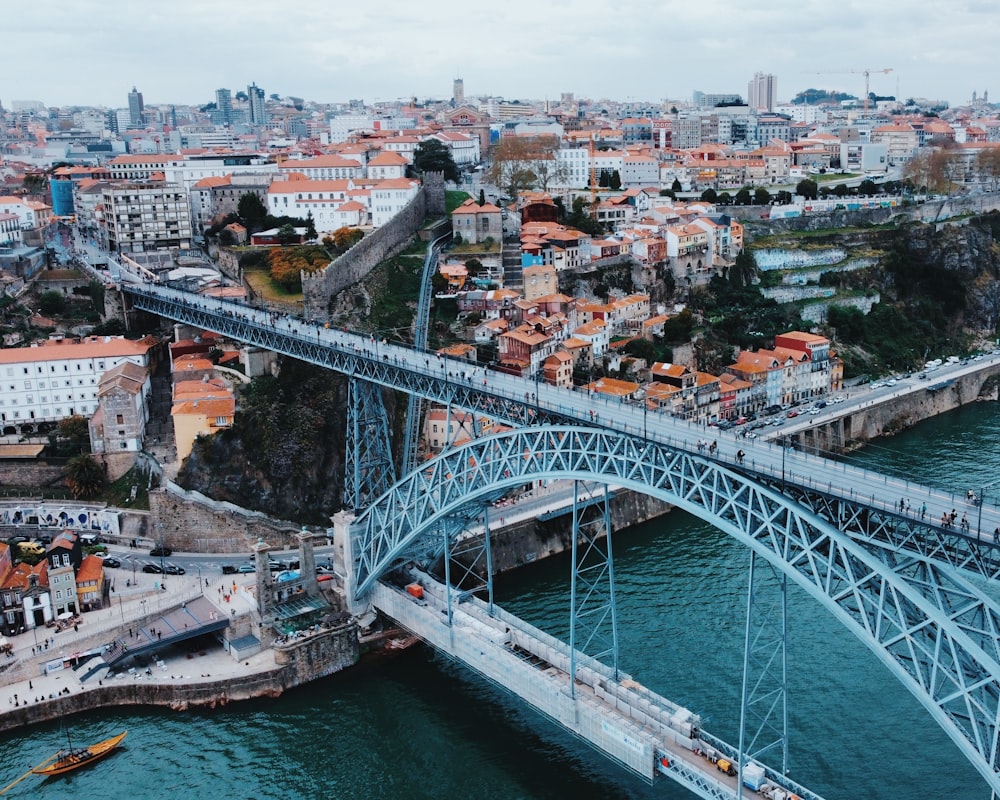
[0, 573, 273, 728]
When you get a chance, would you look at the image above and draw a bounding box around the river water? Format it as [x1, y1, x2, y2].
[3, 403, 998, 799]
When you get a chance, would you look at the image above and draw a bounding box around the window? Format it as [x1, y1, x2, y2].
[55, 590, 62, 600]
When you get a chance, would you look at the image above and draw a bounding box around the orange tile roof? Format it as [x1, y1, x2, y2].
[76, 554, 104, 584]
[0, 336, 157, 365]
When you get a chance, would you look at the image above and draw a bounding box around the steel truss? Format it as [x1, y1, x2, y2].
[569, 481, 619, 693]
[344, 379, 396, 511]
[124, 284, 567, 429]
[739, 552, 789, 777]
[352, 426, 1000, 792]
[124, 283, 1000, 582]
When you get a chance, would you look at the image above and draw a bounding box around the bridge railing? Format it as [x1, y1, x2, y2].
[123, 283, 999, 547]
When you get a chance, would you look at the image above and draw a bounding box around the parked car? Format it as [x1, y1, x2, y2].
[142, 563, 163, 574]
[237, 563, 256, 574]
[102, 557, 122, 568]
[149, 546, 172, 557]
[221, 565, 238, 575]
[163, 564, 185, 576]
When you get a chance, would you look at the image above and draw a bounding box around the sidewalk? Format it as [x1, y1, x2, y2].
[0, 575, 266, 714]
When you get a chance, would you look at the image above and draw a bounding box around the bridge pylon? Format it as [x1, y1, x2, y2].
[569, 480, 620, 695]
[345, 378, 396, 511]
[739, 551, 789, 779]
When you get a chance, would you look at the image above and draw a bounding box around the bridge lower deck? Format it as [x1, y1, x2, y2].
[373, 573, 823, 800]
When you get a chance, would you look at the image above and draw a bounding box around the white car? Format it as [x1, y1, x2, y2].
[832, 395, 846, 403]
[808, 407, 821, 415]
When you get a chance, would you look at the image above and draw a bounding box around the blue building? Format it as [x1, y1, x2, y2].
[48, 166, 110, 217]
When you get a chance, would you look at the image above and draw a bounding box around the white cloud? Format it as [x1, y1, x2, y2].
[0, 0, 989, 108]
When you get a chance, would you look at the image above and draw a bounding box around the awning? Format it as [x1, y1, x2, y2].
[57, 611, 74, 620]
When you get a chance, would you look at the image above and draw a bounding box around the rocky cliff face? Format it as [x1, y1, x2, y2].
[177, 358, 400, 524]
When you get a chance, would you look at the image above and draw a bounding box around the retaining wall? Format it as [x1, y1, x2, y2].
[302, 190, 427, 321]
[0, 622, 359, 733]
[147, 484, 302, 553]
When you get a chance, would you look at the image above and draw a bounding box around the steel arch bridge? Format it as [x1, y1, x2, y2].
[353, 425, 1000, 792]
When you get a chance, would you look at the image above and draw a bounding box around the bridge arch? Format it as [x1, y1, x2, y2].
[354, 425, 1000, 791]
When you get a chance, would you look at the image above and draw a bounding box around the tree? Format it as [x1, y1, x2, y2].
[305, 211, 317, 240]
[795, 179, 818, 200]
[671, 178, 683, 194]
[38, 291, 66, 315]
[832, 183, 849, 198]
[276, 224, 298, 245]
[330, 226, 363, 254]
[717, 192, 732, 206]
[411, 139, 460, 183]
[464, 258, 485, 277]
[775, 190, 793, 205]
[237, 192, 268, 233]
[903, 147, 959, 193]
[857, 179, 878, 197]
[51, 415, 90, 456]
[734, 188, 752, 206]
[598, 169, 610, 188]
[976, 147, 1000, 191]
[609, 170, 622, 191]
[66, 455, 105, 499]
[754, 188, 771, 206]
[700, 188, 718, 203]
[487, 135, 563, 198]
[478, 188, 486, 206]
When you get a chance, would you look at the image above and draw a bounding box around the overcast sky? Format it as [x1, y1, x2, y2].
[3, 1, 993, 110]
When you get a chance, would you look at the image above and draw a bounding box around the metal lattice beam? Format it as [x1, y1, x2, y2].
[738, 552, 789, 775]
[569, 481, 619, 693]
[344, 378, 396, 511]
[123, 282, 1000, 585]
[351, 425, 1000, 793]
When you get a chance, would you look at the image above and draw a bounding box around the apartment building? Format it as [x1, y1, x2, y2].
[0, 335, 159, 435]
[101, 181, 193, 253]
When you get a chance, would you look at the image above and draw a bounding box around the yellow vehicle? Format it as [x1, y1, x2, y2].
[716, 758, 736, 777]
[17, 541, 45, 557]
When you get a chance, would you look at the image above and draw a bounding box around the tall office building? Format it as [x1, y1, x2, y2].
[453, 78, 464, 105]
[747, 72, 776, 113]
[127, 86, 145, 128]
[247, 82, 267, 125]
[215, 88, 233, 126]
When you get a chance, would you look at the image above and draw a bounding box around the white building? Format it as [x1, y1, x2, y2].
[432, 131, 481, 166]
[369, 178, 421, 227]
[0, 335, 158, 434]
[277, 154, 364, 180]
[365, 151, 409, 180]
[0, 213, 21, 247]
[329, 115, 375, 143]
[267, 178, 373, 231]
[0, 197, 51, 230]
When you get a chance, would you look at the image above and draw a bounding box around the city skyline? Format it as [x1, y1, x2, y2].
[0, 1, 994, 110]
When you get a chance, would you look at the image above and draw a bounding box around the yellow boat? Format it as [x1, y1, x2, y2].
[32, 731, 127, 777]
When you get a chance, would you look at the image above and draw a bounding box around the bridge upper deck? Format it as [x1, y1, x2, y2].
[123, 282, 1000, 562]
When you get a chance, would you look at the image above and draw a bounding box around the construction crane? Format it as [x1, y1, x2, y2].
[806, 68, 893, 112]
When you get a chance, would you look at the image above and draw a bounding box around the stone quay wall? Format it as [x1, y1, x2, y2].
[464, 489, 673, 576]
[0, 623, 359, 734]
[791, 366, 1000, 455]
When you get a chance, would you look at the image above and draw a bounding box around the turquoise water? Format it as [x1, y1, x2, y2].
[3, 403, 998, 799]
